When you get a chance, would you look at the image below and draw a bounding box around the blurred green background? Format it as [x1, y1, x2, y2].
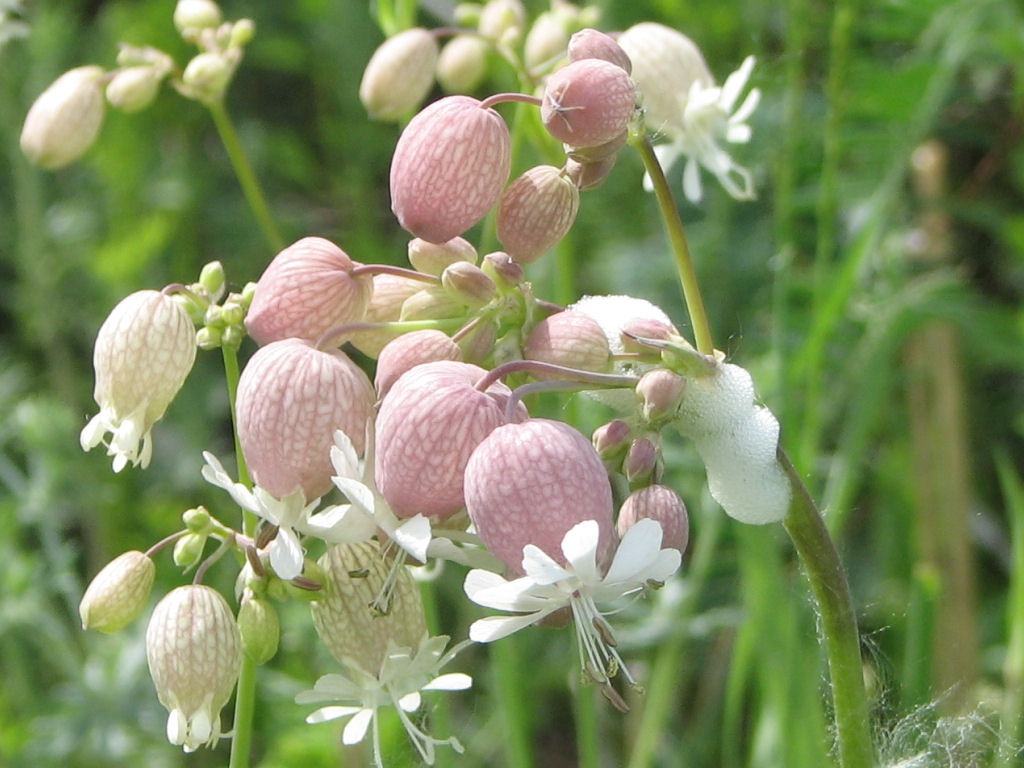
[1, 0, 1023, 766]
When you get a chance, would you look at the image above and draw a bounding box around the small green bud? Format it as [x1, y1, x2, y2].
[80, 550, 155, 633]
[453, 2, 482, 27]
[196, 325, 222, 350]
[173, 532, 207, 568]
[181, 52, 233, 104]
[220, 302, 245, 328]
[237, 595, 279, 664]
[174, 0, 222, 35]
[220, 324, 245, 350]
[106, 66, 164, 112]
[436, 35, 490, 94]
[182, 506, 212, 533]
[199, 261, 226, 300]
[229, 18, 255, 48]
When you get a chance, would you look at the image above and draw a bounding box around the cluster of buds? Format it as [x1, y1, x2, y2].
[19, 0, 253, 169]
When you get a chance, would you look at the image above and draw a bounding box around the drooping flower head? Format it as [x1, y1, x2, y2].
[541, 58, 638, 151]
[145, 585, 242, 752]
[617, 22, 760, 202]
[496, 164, 580, 264]
[80, 289, 198, 471]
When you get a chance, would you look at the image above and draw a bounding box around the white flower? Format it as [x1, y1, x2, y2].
[464, 518, 681, 701]
[652, 55, 761, 203]
[201, 452, 358, 580]
[296, 634, 471, 767]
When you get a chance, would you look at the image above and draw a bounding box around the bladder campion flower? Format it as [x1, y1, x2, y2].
[20, 65, 106, 169]
[79, 550, 155, 633]
[80, 289, 198, 472]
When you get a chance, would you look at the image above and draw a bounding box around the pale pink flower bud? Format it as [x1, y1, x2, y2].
[390, 95, 511, 243]
[564, 154, 618, 191]
[617, 484, 689, 553]
[375, 361, 521, 519]
[616, 23, 712, 131]
[441, 261, 496, 308]
[360, 28, 439, 121]
[636, 368, 686, 422]
[541, 59, 638, 150]
[79, 550, 155, 633]
[593, 419, 632, 457]
[408, 236, 478, 276]
[523, 310, 610, 376]
[146, 585, 242, 752]
[496, 164, 580, 264]
[567, 29, 632, 73]
[81, 290, 197, 472]
[465, 418, 614, 575]
[349, 273, 425, 358]
[244, 237, 372, 346]
[623, 437, 659, 483]
[375, 330, 462, 399]
[236, 339, 374, 499]
[621, 317, 677, 351]
[436, 35, 490, 94]
[400, 285, 466, 321]
[312, 540, 426, 672]
[21, 66, 105, 170]
[481, 250, 524, 287]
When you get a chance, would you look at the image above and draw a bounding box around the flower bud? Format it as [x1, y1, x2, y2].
[541, 58, 638, 150]
[375, 361, 521, 519]
[80, 290, 198, 472]
[481, 250, 523, 287]
[360, 28, 439, 121]
[312, 541, 426, 672]
[408, 236, 478, 276]
[173, 0, 222, 34]
[616, 23, 712, 132]
[400, 285, 466, 321]
[79, 550, 155, 633]
[636, 368, 686, 422]
[236, 339, 375, 499]
[623, 437, 659, 484]
[229, 18, 256, 48]
[375, 330, 462, 399]
[245, 237, 372, 346]
[348, 273, 425, 358]
[105, 65, 164, 112]
[565, 129, 628, 163]
[456, 319, 498, 365]
[523, 310, 610, 376]
[617, 485, 689, 553]
[592, 419, 632, 460]
[621, 317, 677, 351]
[390, 95, 511, 243]
[524, 12, 569, 71]
[496, 165, 580, 264]
[465, 418, 614, 575]
[564, 154, 618, 191]
[478, 0, 526, 43]
[173, 532, 208, 568]
[567, 29, 632, 73]
[237, 594, 280, 664]
[436, 35, 490, 94]
[146, 585, 242, 752]
[198, 260, 226, 300]
[442, 261, 496, 308]
[20, 66, 105, 170]
[569, 294, 677, 359]
[181, 52, 233, 104]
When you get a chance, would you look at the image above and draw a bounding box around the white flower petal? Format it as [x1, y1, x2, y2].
[469, 611, 552, 642]
[393, 515, 432, 563]
[424, 672, 473, 691]
[331, 476, 376, 513]
[560, 521, 601, 581]
[603, 518, 664, 585]
[304, 504, 377, 543]
[731, 87, 761, 126]
[398, 692, 421, 712]
[306, 704, 363, 724]
[342, 708, 375, 744]
[269, 526, 304, 580]
[330, 429, 360, 478]
[521, 544, 571, 585]
[465, 573, 563, 612]
[683, 157, 703, 202]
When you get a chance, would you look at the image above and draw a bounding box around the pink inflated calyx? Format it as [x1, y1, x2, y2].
[374, 360, 524, 519]
[496, 164, 580, 264]
[374, 329, 462, 399]
[567, 29, 632, 73]
[523, 309, 610, 377]
[617, 484, 689, 554]
[236, 339, 374, 500]
[541, 58, 638, 150]
[464, 418, 615, 576]
[390, 95, 511, 243]
[245, 237, 372, 346]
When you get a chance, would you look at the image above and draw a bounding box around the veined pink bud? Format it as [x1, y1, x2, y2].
[496, 164, 580, 264]
[408, 236, 478, 276]
[81, 290, 197, 472]
[390, 95, 511, 243]
[623, 437, 659, 483]
[523, 310, 610, 376]
[541, 59, 638, 150]
[465, 418, 614, 575]
[567, 29, 632, 73]
[79, 550, 155, 633]
[436, 35, 490, 94]
[245, 237, 372, 346]
[375, 330, 462, 398]
[621, 317, 677, 351]
[636, 368, 686, 422]
[441, 261, 496, 308]
[616, 23, 713, 131]
[312, 540, 426, 672]
[360, 28, 439, 121]
[617, 484, 689, 553]
[564, 153, 618, 191]
[375, 361, 522, 519]
[481, 251, 524, 287]
[349, 273, 425, 358]
[146, 585, 242, 752]
[236, 339, 374, 499]
[593, 419, 632, 460]
[21, 65, 106, 170]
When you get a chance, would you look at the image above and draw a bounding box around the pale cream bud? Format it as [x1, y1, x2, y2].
[79, 550, 155, 633]
[106, 66, 164, 112]
[237, 594, 280, 664]
[408, 236, 478, 276]
[436, 35, 490, 94]
[360, 28, 439, 121]
[20, 66, 105, 170]
[181, 52, 233, 104]
[174, 0, 222, 34]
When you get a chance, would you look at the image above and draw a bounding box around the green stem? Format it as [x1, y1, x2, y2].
[780, 449, 873, 768]
[631, 136, 714, 356]
[207, 99, 285, 254]
[491, 638, 535, 768]
[222, 343, 258, 768]
[574, 682, 599, 768]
